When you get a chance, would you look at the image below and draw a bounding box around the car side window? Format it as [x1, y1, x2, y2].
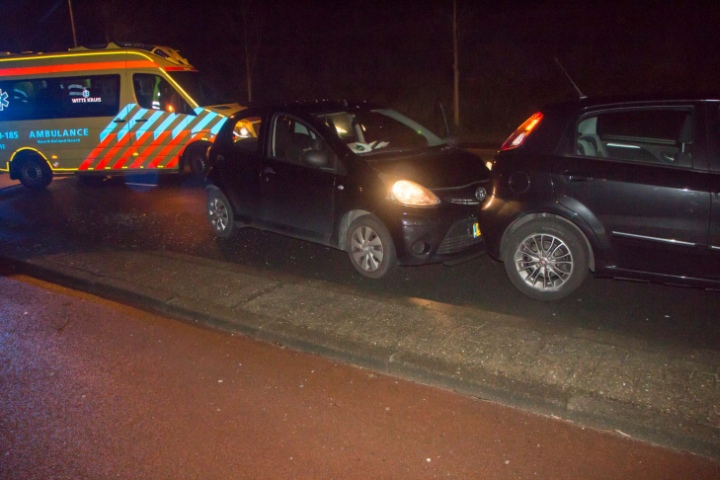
[270, 114, 330, 166]
[231, 116, 263, 153]
[573, 108, 695, 167]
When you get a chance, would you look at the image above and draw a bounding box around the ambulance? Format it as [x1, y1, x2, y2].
[0, 42, 241, 189]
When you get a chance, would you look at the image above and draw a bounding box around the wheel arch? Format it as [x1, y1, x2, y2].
[337, 209, 372, 251]
[9, 148, 51, 180]
[500, 212, 596, 272]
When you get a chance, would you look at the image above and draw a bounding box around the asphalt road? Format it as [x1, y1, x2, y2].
[2, 272, 718, 479]
[1, 173, 719, 354]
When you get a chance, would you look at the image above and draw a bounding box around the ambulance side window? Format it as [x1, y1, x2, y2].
[57, 75, 120, 118]
[133, 74, 193, 114]
[0, 79, 57, 120]
[0, 80, 40, 120]
[0, 75, 119, 120]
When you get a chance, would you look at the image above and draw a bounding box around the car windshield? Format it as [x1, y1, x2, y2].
[168, 71, 224, 107]
[315, 109, 446, 155]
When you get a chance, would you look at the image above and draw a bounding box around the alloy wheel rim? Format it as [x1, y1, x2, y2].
[513, 233, 573, 291]
[209, 198, 228, 232]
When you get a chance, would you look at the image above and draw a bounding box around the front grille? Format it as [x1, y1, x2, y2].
[436, 217, 482, 255]
[435, 180, 488, 205]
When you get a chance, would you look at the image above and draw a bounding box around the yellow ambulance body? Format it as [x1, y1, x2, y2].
[0, 43, 239, 189]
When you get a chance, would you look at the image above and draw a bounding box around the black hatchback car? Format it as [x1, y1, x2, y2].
[481, 96, 720, 300]
[204, 101, 489, 278]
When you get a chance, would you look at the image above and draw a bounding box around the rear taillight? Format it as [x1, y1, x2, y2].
[500, 112, 543, 150]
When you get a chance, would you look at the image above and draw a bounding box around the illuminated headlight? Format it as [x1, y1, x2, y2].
[390, 180, 440, 207]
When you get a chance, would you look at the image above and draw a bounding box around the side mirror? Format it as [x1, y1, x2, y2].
[302, 150, 329, 168]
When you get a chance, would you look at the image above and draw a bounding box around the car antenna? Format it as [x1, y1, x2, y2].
[554, 57, 587, 100]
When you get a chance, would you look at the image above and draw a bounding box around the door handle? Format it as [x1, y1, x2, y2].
[263, 167, 276, 175]
[114, 118, 127, 123]
[134, 118, 148, 123]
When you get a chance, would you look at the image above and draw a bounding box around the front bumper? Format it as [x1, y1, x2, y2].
[392, 211, 485, 266]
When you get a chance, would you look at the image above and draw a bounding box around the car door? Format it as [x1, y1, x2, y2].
[553, 104, 712, 279]
[259, 113, 336, 242]
[710, 172, 720, 281]
[706, 102, 720, 280]
[213, 114, 265, 221]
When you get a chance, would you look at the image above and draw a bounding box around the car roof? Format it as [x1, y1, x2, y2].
[231, 100, 382, 118]
[547, 94, 720, 114]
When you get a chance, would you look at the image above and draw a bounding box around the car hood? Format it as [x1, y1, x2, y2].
[368, 148, 489, 189]
[204, 103, 246, 116]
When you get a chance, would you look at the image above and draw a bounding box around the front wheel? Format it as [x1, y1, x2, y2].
[184, 143, 209, 175]
[207, 189, 237, 238]
[17, 155, 53, 190]
[502, 219, 589, 301]
[347, 215, 397, 279]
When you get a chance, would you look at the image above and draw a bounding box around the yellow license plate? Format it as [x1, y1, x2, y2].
[473, 222, 481, 238]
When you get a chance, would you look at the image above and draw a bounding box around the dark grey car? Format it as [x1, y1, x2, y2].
[480, 96, 720, 300]
[205, 101, 489, 279]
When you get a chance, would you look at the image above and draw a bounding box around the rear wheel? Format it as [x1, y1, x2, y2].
[16, 155, 52, 190]
[347, 215, 397, 279]
[503, 219, 589, 301]
[207, 188, 238, 238]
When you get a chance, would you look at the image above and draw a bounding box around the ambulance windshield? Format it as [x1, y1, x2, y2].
[168, 71, 225, 107]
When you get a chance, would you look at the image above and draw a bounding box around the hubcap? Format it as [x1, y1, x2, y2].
[350, 226, 384, 272]
[513, 233, 573, 291]
[24, 165, 42, 182]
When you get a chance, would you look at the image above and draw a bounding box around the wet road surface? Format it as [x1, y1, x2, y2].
[1, 174, 719, 353]
[1, 272, 718, 479]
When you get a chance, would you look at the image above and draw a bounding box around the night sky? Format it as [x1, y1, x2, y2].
[2, 1, 720, 142]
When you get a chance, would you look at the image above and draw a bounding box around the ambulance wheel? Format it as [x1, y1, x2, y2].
[184, 143, 208, 175]
[17, 155, 53, 190]
[190, 155, 207, 175]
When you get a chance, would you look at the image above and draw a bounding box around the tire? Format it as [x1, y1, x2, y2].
[347, 215, 397, 279]
[502, 219, 589, 301]
[189, 154, 207, 175]
[16, 155, 52, 190]
[184, 144, 208, 175]
[207, 189, 238, 238]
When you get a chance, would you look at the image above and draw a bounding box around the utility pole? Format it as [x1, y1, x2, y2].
[68, 0, 78, 47]
[243, 5, 253, 102]
[452, 0, 460, 129]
